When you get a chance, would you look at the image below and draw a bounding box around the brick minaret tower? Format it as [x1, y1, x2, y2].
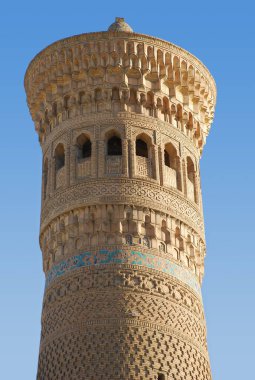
[25, 18, 216, 380]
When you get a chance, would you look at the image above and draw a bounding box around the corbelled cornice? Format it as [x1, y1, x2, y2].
[24, 31, 216, 153]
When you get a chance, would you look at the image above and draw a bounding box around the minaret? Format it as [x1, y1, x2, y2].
[25, 17, 216, 380]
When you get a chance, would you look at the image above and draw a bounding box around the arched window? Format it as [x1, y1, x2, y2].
[136, 139, 148, 158]
[158, 374, 165, 380]
[81, 140, 91, 158]
[77, 135, 91, 160]
[107, 136, 122, 156]
[187, 157, 195, 183]
[135, 134, 153, 178]
[164, 143, 177, 168]
[55, 144, 65, 171]
[164, 143, 181, 191]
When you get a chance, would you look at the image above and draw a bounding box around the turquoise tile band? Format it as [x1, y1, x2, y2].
[45, 249, 201, 296]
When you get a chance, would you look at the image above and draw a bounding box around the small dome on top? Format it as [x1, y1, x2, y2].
[108, 17, 133, 33]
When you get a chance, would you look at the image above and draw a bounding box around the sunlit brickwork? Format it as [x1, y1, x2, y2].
[25, 17, 216, 380]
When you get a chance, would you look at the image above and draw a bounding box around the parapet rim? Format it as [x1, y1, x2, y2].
[24, 30, 216, 100]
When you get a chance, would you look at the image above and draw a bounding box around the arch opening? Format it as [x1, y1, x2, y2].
[77, 135, 92, 160]
[55, 144, 65, 171]
[107, 136, 122, 156]
[164, 143, 181, 191]
[54, 143, 65, 189]
[136, 139, 148, 158]
[135, 134, 153, 178]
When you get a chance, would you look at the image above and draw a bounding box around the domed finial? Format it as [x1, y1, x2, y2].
[108, 17, 133, 32]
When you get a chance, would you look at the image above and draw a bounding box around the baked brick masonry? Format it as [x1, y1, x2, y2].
[24, 17, 216, 380]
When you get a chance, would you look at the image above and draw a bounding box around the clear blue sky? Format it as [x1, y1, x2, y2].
[0, 1, 254, 379]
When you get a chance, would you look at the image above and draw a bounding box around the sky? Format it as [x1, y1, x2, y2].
[0, 0, 254, 379]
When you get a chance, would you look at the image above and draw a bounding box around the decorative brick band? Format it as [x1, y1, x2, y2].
[41, 178, 204, 237]
[45, 249, 201, 296]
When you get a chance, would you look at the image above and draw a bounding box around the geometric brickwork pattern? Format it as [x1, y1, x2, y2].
[42, 269, 207, 348]
[39, 266, 211, 379]
[37, 326, 212, 380]
[40, 177, 205, 236]
[25, 18, 216, 380]
[41, 203, 207, 285]
[45, 250, 202, 296]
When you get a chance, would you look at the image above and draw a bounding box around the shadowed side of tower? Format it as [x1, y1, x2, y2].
[25, 18, 216, 380]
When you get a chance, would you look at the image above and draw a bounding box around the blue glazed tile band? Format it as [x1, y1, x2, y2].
[45, 249, 201, 296]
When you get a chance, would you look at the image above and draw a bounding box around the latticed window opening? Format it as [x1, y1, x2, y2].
[77, 135, 92, 160]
